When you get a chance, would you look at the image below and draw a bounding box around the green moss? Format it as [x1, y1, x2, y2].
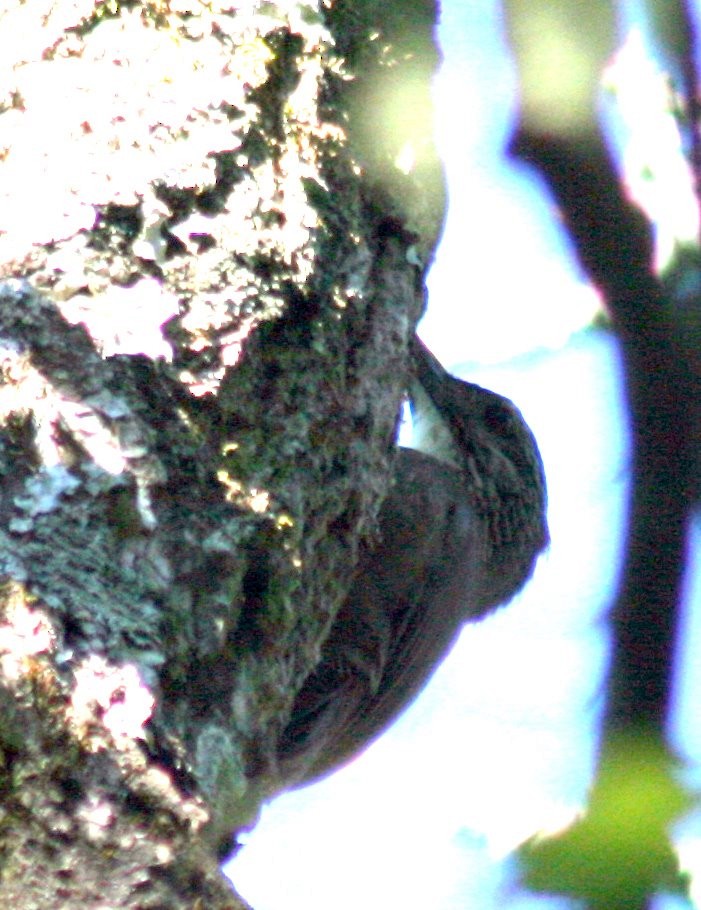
[104, 488, 144, 541]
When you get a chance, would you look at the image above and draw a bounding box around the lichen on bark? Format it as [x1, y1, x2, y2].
[0, 0, 444, 905]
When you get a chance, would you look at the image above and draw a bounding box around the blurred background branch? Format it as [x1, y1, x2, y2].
[505, 0, 700, 907]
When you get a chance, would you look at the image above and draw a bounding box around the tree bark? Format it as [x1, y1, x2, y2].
[0, 1, 444, 906]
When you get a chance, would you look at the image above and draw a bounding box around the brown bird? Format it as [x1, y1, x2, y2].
[278, 336, 549, 787]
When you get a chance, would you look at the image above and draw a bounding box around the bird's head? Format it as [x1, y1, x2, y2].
[408, 337, 549, 607]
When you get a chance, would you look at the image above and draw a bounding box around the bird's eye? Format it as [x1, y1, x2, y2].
[483, 403, 513, 435]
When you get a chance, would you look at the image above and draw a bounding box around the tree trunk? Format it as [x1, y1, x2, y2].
[0, 1, 444, 906]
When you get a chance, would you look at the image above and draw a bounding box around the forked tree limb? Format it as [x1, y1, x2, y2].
[509, 129, 695, 745]
[504, 2, 700, 907]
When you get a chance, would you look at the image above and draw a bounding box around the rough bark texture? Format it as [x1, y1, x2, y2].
[0, 1, 444, 906]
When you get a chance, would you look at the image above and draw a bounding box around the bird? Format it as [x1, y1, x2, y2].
[277, 336, 549, 788]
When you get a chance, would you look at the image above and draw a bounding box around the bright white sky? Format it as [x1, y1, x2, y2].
[228, 3, 701, 908]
